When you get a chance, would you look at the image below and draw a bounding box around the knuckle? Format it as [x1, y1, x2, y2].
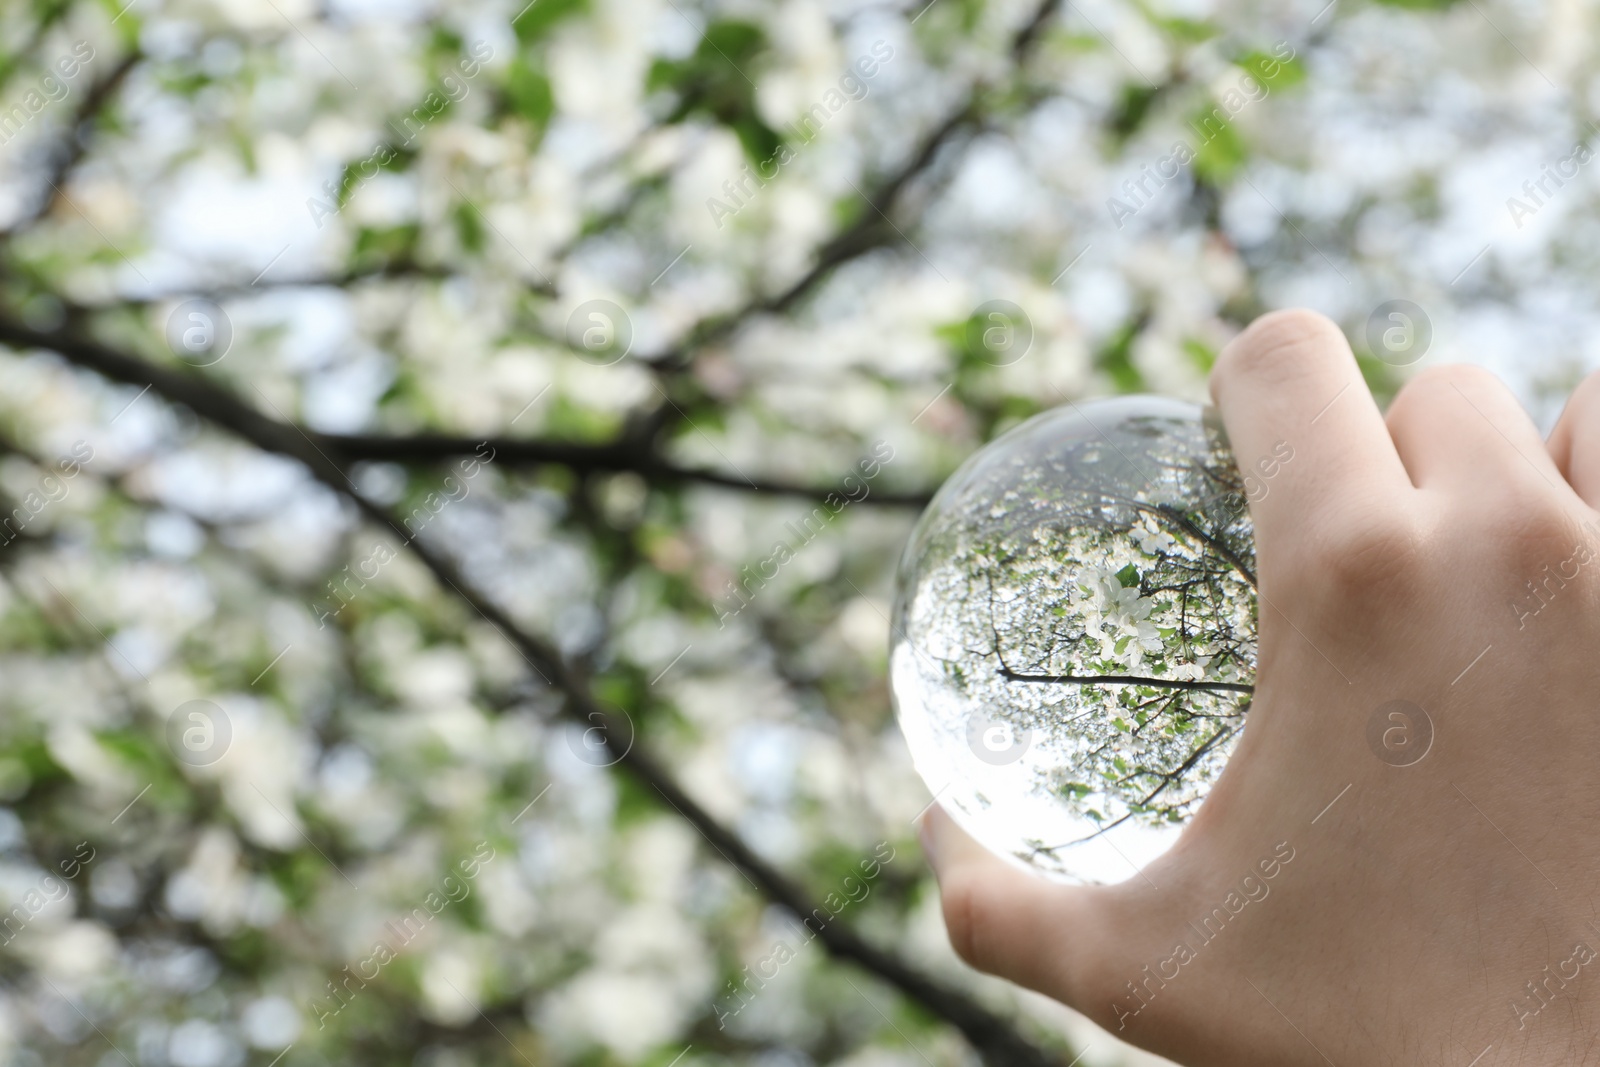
[1485, 504, 1600, 632]
[1297, 508, 1424, 606]
[938, 872, 1002, 976]
[1388, 363, 1504, 422]
[1212, 309, 1345, 395]
[1492, 498, 1589, 575]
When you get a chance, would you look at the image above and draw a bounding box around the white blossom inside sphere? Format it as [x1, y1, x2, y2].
[891, 396, 1257, 883]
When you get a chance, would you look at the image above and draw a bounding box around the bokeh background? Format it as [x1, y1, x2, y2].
[0, 0, 1593, 1064]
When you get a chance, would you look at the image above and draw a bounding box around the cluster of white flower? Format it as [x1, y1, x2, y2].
[1079, 565, 1164, 669]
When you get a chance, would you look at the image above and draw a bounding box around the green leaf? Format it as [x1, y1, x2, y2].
[940, 307, 1031, 374]
[1109, 83, 1163, 141]
[1355, 351, 1404, 404]
[1095, 317, 1147, 392]
[506, 59, 554, 129]
[1191, 107, 1248, 184]
[265, 850, 327, 911]
[428, 26, 465, 59]
[1157, 17, 1217, 42]
[647, 20, 781, 164]
[352, 224, 420, 265]
[512, 0, 590, 45]
[1128, 0, 1217, 43]
[933, 320, 967, 348]
[1114, 562, 1140, 588]
[5, 738, 66, 791]
[1182, 337, 1217, 372]
[454, 201, 486, 253]
[1235, 49, 1306, 91]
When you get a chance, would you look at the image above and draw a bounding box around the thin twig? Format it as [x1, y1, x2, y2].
[0, 50, 142, 240]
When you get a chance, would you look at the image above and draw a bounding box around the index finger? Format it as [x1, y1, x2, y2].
[1209, 309, 1413, 554]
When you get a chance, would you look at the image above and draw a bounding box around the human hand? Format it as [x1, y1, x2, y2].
[920, 308, 1600, 1066]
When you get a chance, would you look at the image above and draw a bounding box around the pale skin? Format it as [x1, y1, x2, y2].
[919, 308, 1600, 1066]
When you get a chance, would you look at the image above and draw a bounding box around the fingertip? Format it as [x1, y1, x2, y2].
[1209, 307, 1348, 403]
[1389, 361, 1573, 497]
[1206, 307, 1410, 543]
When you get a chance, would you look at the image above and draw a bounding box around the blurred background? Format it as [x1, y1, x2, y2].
[0, 0, 1592, 1064]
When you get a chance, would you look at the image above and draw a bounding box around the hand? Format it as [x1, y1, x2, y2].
[920, 309, 1600, 1066]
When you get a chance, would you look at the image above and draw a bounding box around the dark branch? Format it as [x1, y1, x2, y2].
[0, 315, 1068, 1067]
[651, 101, 978, 372]
[319, 430, 935, 506]
[998, 665, 1255, 695]
[652, 0, 1065, 373]
[1151, 502, 1257, 590]
[0, 314, 932, 507]
[1035, 718, 1240, 855]
[0, 49, 141, 240]
[82, 260, 463, 307]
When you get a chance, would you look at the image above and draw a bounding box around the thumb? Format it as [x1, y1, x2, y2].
[919, 804, 1135, 1020]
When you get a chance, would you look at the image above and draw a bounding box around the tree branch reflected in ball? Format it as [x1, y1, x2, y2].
[891, 397, 1258, 883]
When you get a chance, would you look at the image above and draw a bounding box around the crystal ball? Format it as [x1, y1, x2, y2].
[891, 396, 1258, 884]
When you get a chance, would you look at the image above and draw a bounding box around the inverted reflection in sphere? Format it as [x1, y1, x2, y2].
[891, 397, 1258, 883]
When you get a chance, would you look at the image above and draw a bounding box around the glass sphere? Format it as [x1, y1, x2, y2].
[891, 396, 1257, 884]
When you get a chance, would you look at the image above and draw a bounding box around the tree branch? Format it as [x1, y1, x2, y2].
[0, 313, 933, 506]
[319, 430, 934, 506]
[652, 101, 977, 374]
[651, 0, 1066, 373]
[0, 316, 1070, 1067]
[0, 49, 141, 240]
[81, 260, 460, 307]
[998, 665, 1255, 695]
